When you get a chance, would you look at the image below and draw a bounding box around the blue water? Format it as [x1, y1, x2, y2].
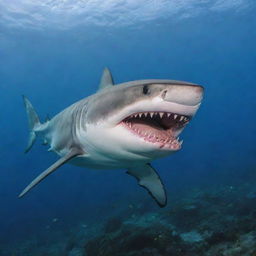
[0, 1, 256, 254]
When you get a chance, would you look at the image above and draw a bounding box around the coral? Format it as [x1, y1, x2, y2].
[3, 180, 256, 256]
[104, 217, 123, 233]
[67, 247, 84, 256]
[180, 231, 204, 243]
[205, 232, 256, 256]
[85, 223, 184, 256]
[206, 230, 238, 246]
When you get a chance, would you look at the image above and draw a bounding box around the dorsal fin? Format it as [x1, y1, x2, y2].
[98, 67, 114, 91]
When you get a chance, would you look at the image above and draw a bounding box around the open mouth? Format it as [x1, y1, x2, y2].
[121, 112, 191, 150]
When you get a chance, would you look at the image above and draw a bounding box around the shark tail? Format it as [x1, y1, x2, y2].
[23, 95, 41, 153]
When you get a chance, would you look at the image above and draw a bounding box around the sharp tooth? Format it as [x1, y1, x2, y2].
[150, 112, 154, 118]
[180, 140, 183, 145]
[174, 114, 177, 119]
[139, 113, 142, 118]
[145, 112, 148, 118]
[134, 114, 138, 118]
[167, 113, 171, 118]
[180, 116, 184, 121]
[159, 112, 164, 118]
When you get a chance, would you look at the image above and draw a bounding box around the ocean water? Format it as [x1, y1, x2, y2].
[0, 1, 256, 255]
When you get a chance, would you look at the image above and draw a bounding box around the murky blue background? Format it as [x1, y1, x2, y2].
[0, 1, 255, 247]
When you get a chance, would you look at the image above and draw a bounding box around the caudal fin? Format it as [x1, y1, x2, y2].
[22, 95, 41, 153]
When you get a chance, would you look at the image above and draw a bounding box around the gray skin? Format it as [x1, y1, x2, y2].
[51, 81, 199, 146]
[20, 68, 204, 207]
[87, 80, 200, 123]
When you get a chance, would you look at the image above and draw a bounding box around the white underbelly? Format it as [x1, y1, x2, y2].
[68, 152, 149, 170]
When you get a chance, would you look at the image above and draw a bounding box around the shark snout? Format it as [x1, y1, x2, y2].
[161, 85, 203, 106]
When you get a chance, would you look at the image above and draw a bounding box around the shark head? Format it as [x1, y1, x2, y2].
[83, 69, 204, 165]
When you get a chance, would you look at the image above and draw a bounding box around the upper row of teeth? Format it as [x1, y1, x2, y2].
[130, 112, 189, 121]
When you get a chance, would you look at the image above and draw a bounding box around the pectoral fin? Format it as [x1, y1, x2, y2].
[127, 164, 167, 207]
[19, 148, 83, 198]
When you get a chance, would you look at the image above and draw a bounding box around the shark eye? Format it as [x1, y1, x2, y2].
[143, 85, 150, 95]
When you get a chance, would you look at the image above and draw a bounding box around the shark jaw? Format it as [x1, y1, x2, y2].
[105, 96, 201, 155]
[120, 111, 190, 150]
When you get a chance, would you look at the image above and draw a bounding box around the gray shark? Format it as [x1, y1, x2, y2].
[19, 68, 204, 207]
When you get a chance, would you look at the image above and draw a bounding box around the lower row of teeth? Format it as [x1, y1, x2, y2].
[126, 123, 183, 147]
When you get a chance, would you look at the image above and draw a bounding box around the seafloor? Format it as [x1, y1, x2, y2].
[2, 172, 256, 256]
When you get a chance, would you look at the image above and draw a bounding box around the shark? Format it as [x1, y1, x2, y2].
[19, 68, 204, 207]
